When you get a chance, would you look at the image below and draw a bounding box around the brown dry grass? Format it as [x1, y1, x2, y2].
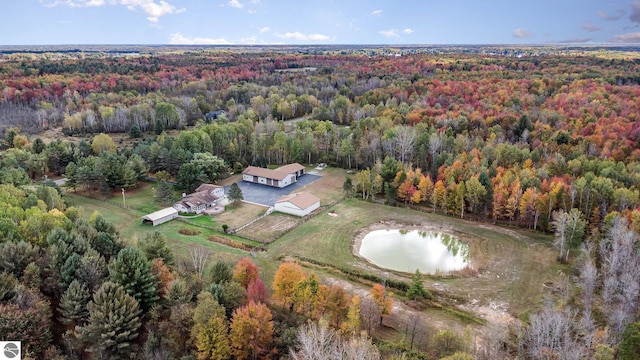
[294, 167, 349, 204]
[214, 202, 268, 229]
[236, 213, 301, 242]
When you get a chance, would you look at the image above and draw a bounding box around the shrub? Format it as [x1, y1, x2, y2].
[178, 228, 200, 236]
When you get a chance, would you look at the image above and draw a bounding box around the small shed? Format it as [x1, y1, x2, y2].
[142, 207, 179, 226]
[274, 192, 320, 217]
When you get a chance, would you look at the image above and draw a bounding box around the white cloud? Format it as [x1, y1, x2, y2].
[582, 23, 602, 32]
[555, 38, 593, 44]
[403, 28, 414, 34]
[631, 1, 640, 23]
[239, 36, 257, 44]
[379, 29, 399, 38]
[40, 0, 185, 22]
[275, 32, 329, 41]
[228, 0, 243, 9]
[169, 32, 231, 45]
[597, 9, 625, 20]
[512, 28, 532, 39]
[121, 0, 185, 22]
[369, 9, 383, 17]
[259, 26, 270, 33]
[610, 32, 640, 43]
[40, 0, 106, 7]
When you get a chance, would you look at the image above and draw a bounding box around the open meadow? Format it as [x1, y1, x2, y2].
[264, 198, 562, 318]
[64, 167, 563, 344]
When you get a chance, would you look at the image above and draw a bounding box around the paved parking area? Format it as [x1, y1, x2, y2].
[225, 174, 321, 207]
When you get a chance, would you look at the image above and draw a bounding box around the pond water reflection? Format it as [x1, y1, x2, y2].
[358, 229, 469, 274]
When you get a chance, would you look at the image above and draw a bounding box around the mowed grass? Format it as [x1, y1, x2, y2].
[266, 198, 564, 318]
[64, 170, 563, 320]
[236, 212, 301, 242]
[64, 190, 249, 261]
[215, 202, 269, 229]
[179, 202, 267, 231]
[297, 167, 349, 204]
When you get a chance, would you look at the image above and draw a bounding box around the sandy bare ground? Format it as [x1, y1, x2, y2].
[339, 220, 542, 354]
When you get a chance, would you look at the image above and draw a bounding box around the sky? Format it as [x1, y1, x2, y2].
[1, 0, 640, 45]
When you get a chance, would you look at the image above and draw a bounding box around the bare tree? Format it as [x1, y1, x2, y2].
[525, 305, 586, 360]
[339, 332, 380, 360]
[406, 312, 426, 353]
[599, 216, 640, 342]
[551, 210, 569, 260]
[291, 321, 336, 360]
[428, 132, 442, 161]
[290, 321, 380, 360]
[187, 246, 210, 280]
[475, 323, 509, 360]
[394, 125, 416, 164]
[578, 243, 597, 317]
[359, 298, 381, 336]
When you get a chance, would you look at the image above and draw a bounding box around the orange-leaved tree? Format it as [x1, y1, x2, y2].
[229, 301, 274, 360]
[232, 257, 259, 289]
[272, 262, 307, 310]
[370, 283, 393, 326]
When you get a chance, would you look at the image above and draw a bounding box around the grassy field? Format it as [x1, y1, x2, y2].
[64, 167, 565, 342]
[64, 188, 248, 262]
[298, 167, 350, 204]
[236, 212, 301, 243]
[264, 198, 563, 318]
[216, 202, 269, 229]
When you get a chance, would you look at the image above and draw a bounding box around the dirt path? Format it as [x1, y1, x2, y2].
[337, 219, 556, 353]
[320, 274, 513, 355]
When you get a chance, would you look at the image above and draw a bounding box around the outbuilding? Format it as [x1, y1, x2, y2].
[242, 163, 306, 188]
[274, 192, 320, 217]
[142, 207, 179, 226]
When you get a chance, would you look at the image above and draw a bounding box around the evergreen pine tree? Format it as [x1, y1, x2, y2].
[154, 179, 175, 205]
[60, 252, 82, 291]
[228, 183, 243, 204]
[406, 269, 430, 300]
[78, 281, 142, 359]
[140, 231, 175, 266]
[343, 177, 353, 197]
[59, 280, 91, 326]
[109, 247, 159, 311]
[0, 271, 17, 302]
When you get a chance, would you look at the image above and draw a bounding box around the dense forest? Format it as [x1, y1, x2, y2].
[0, 46, 640, 359]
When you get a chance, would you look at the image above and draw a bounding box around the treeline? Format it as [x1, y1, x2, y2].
[0, 178, 449, 359]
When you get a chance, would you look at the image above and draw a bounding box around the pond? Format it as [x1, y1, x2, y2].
[358, 229, 470, 274]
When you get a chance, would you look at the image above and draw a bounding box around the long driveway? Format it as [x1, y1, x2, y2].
[225, 173, 321, 207]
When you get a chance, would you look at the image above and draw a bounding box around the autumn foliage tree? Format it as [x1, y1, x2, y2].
[229, 301, 274, 360]
[233, 257, 259, 289]
[272, 262, 307, 310]
[191, 291, 231, 360]
[370, 283, 393, 326]
[246, 278, 270, 305]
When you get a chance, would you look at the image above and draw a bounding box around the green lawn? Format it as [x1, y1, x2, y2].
[64, 191, 248, 261]
[265, 198, 563, 317]
[65, 183, 564, 320]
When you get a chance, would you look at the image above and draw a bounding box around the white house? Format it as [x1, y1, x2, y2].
[173, 184, 225, 214]
[274, 192, 320, 217]
[242, 163, 305, 188]
[142, 207, 179, 226]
